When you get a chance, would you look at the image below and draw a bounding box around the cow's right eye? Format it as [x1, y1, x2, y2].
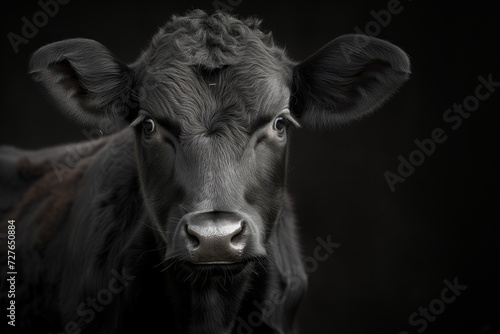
[142, 118, 156, 134]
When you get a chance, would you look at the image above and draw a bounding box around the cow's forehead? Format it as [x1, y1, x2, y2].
[134, 10, 294, 126]
[140, 62, 290, 136]
[133, 10, 295, 137]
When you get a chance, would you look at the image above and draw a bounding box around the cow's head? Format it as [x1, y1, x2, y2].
[30, 11, 410, 270]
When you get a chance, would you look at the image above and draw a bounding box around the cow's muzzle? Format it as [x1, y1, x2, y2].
[180, 211, 248, 264]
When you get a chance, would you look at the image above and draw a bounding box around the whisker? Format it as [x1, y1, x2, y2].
[177, 203, 193, 216]
[202, 270, 209, 287]
[161, 257, 181, 272]
[138, 221, 165, 234]
[136, 245, 166, 265]
[217, 279, 228, 293]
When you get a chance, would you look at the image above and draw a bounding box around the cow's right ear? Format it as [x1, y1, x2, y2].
[29, 38, 134, 132]
[290, 34, 411, 128]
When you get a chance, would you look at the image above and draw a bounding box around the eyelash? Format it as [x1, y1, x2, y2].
[130, 114, 146, 128]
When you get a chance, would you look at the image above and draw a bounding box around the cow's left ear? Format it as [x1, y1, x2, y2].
[291, 34, 411, 127]
[29, 38, 134, 132]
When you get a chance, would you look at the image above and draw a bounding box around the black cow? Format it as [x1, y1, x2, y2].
[0, 10, 410, 334]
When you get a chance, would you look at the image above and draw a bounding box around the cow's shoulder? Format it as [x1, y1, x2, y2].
[0, 132, 121, 249]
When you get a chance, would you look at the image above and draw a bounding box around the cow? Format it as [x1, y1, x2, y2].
[0, 9, 410, 334]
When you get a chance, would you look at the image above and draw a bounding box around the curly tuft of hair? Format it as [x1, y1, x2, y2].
[145, 9, 290, 70]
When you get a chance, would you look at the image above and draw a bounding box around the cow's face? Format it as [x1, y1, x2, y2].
[30, 11, 410, 268]
[132, 60, 295, 265]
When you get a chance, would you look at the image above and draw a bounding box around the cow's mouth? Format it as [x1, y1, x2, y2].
[181, 259, 252, 276]
[163, 257, 267, 281]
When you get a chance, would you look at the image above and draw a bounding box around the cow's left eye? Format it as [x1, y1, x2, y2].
[273, 116, 287, 134]
[143, 118, 156, 134]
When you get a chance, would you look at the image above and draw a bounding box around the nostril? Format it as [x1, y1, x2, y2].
[185, 224, 200, 248]
[230, 222, 245, 246]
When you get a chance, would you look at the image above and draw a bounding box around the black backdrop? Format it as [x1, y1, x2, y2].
[1, 0, 499, 333]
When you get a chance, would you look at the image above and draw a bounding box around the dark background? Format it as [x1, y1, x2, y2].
[1, 0, 499, 333]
